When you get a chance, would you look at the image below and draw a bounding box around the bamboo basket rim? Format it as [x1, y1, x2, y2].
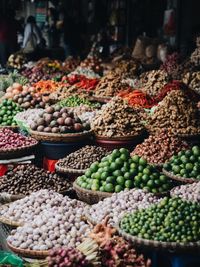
[95, 131, 145, 141]
[162, 169, 198, 183]
[55, 163, 87, 175]
[117, 225, 200, 251]
[73, 181, 113, 198]
[0, 125, 19, 129]
[7, 242, 49, 259]
[0, 141, 38, 155]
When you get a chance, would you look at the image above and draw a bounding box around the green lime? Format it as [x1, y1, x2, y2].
[113, 169, 122, 177]
[104, 183, 114, 193]
[142, 174, 149, 183]
[185, 163, 193, 171]
[119, 148, 129, 156]
[81, 182, 87, 189]
[106, 176, 115, 183]
[112, 149, 121, 159]
[115, 157, 124, 166]
[130, 162, 137, 169]
[86, 184, 91, 190]
[125, 180, 134, 189]
[85, 169, 92, 178]
[192, 146, 200, 156]
[110, 162, 118, 171]
[91, 184, 99, 191]
[180, 155, 188, 164]
[138, 165, 144, 172]
[132, 155, 140, 163]
[147, 180, 154, 188]
[143, 167, 151, 175]
[99, 186, 105, 192]
[115, 184, 123, 193]
[90, 162, 99, 173]
[139, 158, 147, 166]
[120, 153, 129, 161]
[190, 155, 196, 162]
[101, 172, 109, 180]
[101, 156, 108, 162]
[124, 172, 131, 180]
[185, 150, 192, 157]
[93, 172, 101, 180]
[172, 165, 181, 174]
[116, 176, 125, 186]
[159, 175, 167, 183]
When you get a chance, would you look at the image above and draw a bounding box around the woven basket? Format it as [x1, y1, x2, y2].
[0, 142, 38, 159]
[29, 129, 93, 143]
[162, 169, 198, 184]
[7, 242, 49, 259]
[55, 164, 86, 181]
[117, 226, 200, 251]
[0, 125, 18, 130]
[73, 182, 112, 204]
[95, 131, 145, 141]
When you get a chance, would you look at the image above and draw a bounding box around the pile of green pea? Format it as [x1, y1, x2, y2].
[120, 197, 200, 243]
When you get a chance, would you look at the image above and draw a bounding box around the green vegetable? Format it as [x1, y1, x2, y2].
[58, 96, 100, 108]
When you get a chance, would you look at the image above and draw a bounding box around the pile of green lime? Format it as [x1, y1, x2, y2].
[120, 197, 200, 242]
[164, 146, 200, 180]
[76, 148, 171, 193]
[0, 99, 23, 126]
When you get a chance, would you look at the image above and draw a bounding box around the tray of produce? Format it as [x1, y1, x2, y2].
[55, 145, 109, 176]
[74, 148, 172, 204]
[29, 105, 93, 142]
[0, 128, 38, 159]
[91, 97, 145, 138]
[118, 197, 200, 251]
[73, 181, 112, 204]
[170, 182, 200, 203]
[163, 145, 200, 183]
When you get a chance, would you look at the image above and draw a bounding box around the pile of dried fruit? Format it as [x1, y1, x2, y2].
[95, 72, 128, 97]
[56, 146, 109, 170]
[147, 90, 200, 134]
[30, 105, 90, 133]
[87, 189, 159, 226]
[183, 71, 200, 94]
[170, 182, 200, 203]
[0, 165, 71, 195]
[91, 97, 144, 137]
[140, 70, 169, 96]
[113, 59, 139, 78]
[132, 130, 189, 164]
[0, 128, 37, 150]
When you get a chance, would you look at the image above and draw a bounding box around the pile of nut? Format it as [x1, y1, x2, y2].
[95, 72, 127, 97]
[170, 182, 200, 203]
[91, 97, 144, 137]
[132, 130, 189, 164]
[147, 90, 200, 134]
[190, 37, 200, 66]
[183, 72, 200, 94]
[113, 59, 139, 79]
[140, 70, 169, 96]
[5, 190, 91, 250]
[56, 146, 109, 170]
[0, 165, 71, 195]
[87, 189, 159, 226]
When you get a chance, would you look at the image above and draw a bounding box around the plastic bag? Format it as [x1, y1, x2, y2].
[0, 251, 23, 267]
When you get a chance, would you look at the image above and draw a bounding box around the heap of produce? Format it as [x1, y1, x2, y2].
[0, 128, 37, 150]
[0, 164, 71, 195]
[33, 80, 60, 95]
[113, 59, 139, 78]
[14, 109, 44, 130]
[120, 197, 200, 242]
[30, 105, 90, 133]
[80, 56, 103, 75]
[132, 130, 189, 164]
[171, 182, 200, 203]
[95, 72, 128, 97]
[62, 57, 81, 73]
[58, 96, 100, 108]
[183, 71, 200, 94]
[147, 90, 200, 134]
[190, 36, 200, 66]
[160, 52, 180, 76]
[7, 53, 26, 69]
[0, 99, 22, 126]
[91, 97, 144, 137]
[163, 145, 200, 180]
[69, 67, 100, 79]
[76, 148, 171, 194]
[140, 70, 169, 96]
[57, 146, 109, 170]
[0, 70, 28, 92]
[6, 190, 91, 249]
[87, 189, 159, 226]
[46, 248, 90, 267]
[171, 59, 195, 80]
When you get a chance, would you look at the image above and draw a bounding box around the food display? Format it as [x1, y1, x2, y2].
[63, 57, 81, 73]
[30, 105, 90, 133]
[147, 90, 200, 134]
[183, 71, 200, 95]
[7, 53, 26, 69]
[0, 128, 37, 150]
[80, 56, 103, 75]
[0, 165, 71, 195]
[56, 146, 109, 170]
[14, 109, 44, 130]
[94, 72, 128, 97]
[190, 36, 200, 66]
[120, 197, 200, 242]
[87, 189, 159, 226]
[132, 130, 189, 164]
[58, 96, 100, 108]
[160, 52, 180, 76]
[170, 182, 200, 203]
[0, 99, 22, 126]
[91, 97, 144, 137]
[140, 70, 169, 96]
[163, 146, 200, 181]
[0, 71, 28, 92]
[76, 148, 171, 194]
[113, 59, 139, 78]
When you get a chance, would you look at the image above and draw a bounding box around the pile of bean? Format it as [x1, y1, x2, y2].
[57, 146, 109, 170]
[120, 197, 200, 242]
[1, 190, 87, 224]
[87, 189, 160, 226]
[95, 72, 127, 97]
[183, 72, 200, 94]
[0, 128, 37, 150]
[91, 97, 144, 137]
[147, 90, 200, 134]
[140, 70, 169, 96]
[0, 165, 71, 195]
[132, 131, 189, 164]
[170, 183, 200, 203]
[6, 191, 91, 250]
